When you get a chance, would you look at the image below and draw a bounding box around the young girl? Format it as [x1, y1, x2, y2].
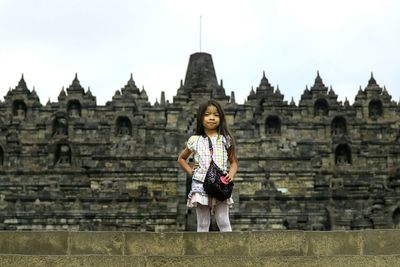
[177, 99, 238, 232]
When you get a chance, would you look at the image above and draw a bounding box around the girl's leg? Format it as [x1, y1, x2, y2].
[196, 204, 211, 232]
[215, 202, 232, 232]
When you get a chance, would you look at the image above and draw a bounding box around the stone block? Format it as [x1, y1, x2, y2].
[69, 231, 124, 255]
[305, 231, 362, 256]
[249, 230, 305, 256]
[361, 229, 400, 255]
[0, 231, 68, 255]
[1, 255, 400, 267]
[125, 232, 184, 256]
[183, 232, 250, 256]
[0, 255, 146, 267]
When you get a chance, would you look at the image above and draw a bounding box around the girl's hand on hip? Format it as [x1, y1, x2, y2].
[191, 162, 199, 176]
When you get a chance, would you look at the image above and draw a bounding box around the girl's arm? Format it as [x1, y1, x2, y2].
[177, 147, 196, 176]
[225, 148, 238, 182]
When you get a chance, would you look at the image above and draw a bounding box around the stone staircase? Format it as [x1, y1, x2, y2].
[0, 230, 400, 266]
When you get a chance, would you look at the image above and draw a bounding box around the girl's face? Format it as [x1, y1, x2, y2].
[202, 105, 220, 131]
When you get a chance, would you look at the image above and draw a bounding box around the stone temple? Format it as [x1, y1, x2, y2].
[0, 52, 400, 232]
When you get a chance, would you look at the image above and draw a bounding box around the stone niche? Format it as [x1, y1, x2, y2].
[265, 116, 281, 135]
[116, 116, 132, 136]
[369, 99, 383, 118]
[12, 100, 27, 118]
[331, 116, 347, 136]
[67, 100, 81, 118]
[314, 98, 329, 116]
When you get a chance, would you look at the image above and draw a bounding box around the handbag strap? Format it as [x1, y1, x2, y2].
[207, 136, 227, 176]
[207, 136, 213, 158]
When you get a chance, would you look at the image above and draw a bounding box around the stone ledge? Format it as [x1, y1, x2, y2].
[0, 231, 68, 255]
[1, 255, 400, 267]
[0, 230, 399, 256]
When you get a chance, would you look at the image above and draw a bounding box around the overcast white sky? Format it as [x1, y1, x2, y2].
[0, 0, 399, 105]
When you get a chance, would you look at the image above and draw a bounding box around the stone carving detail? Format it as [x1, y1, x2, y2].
[0, 147, 3, 166]
[53, 117, 68, 136]
[55, 144, 71, 165]
[116, 117, 132, 136]
[12, 100, 27, 118]
[393, 208, 400, 229]
[0, 194, 8, 210]
[331, 116, 347, 136]
[335, 144, 352, 165]
[389, 168, 400, 192]
[67, 100, 81, 118]
[265, 116, 281, 135]
[314, 98, 328, 116]
[369, 100, 383, 117]
[330, 177, 344, 189]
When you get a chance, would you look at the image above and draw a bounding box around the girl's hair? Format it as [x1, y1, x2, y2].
[195, 99, 237, 160]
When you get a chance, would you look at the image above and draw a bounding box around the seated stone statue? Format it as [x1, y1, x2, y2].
[332, 125, 345, 135]
[369, 104, 381, 117]
[69, 103, 80, 117]
[315, 106, 327, 116]
[56, 145, 71, 165]
[55, 117, 67, 135]
[266, 127, 277, 135]
[310, 222, 325, 231]
[118, 121, 130, 136]
[17, 103, 26, 118]
[0, 194, 8, 209]
[330, 177, 344, 189]
[271, 126, 279, 134]
[336, 153, 349, 165]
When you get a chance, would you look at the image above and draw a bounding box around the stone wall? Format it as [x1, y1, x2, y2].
[0, 52, 399, 231]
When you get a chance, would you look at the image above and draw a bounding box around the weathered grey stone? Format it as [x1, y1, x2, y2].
[305, 231, 362, 256]
[0, 231, 68, 255]
[0, 255, 146, 267]
[125, 232, 184, 256]
[183, 232, 250, 256]
[69, 231, 124, 255]
[361, 229, 400, 255]
[146, 255, 400, 267]
[249, 231, 305, 256]
[1, 255, 400, 267]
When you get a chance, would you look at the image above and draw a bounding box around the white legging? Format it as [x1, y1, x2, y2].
[196, 203, 232, 232]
